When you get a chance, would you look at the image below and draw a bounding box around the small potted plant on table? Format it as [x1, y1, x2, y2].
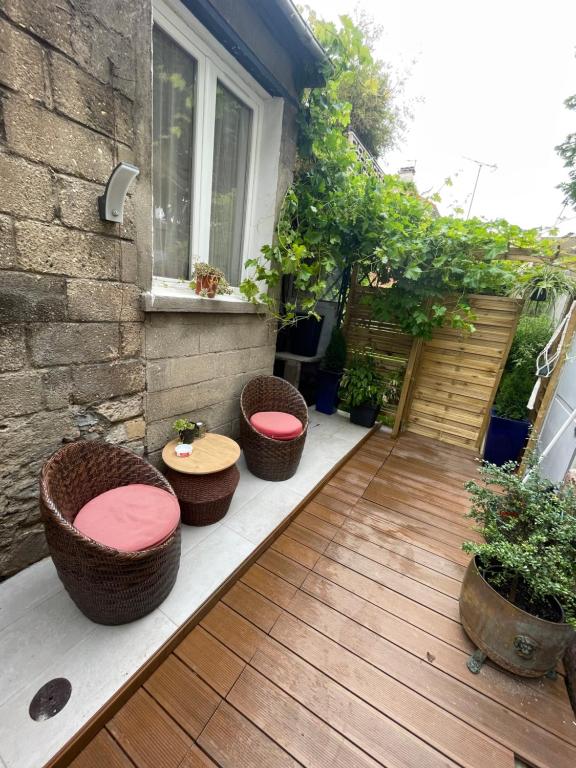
[315, 327, 347, 414]
[191, 263, 232, 298]
[460, 461, 576, 678]
[172, 418, 197, 444]
[339, 353, 383, 427]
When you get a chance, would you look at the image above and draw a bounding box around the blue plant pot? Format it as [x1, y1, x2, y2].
[483, 410, 531, 466]
[315, 370, 342, 414]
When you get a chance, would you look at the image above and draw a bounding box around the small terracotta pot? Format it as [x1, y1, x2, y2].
[195, 275, 218, 298]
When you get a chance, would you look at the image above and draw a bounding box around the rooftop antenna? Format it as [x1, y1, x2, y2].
[463, 156, 497, 219]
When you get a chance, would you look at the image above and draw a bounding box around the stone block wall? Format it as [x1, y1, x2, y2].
[0, 0, 149, 578]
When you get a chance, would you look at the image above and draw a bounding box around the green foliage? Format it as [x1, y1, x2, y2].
[556, 93, 576, 209]
[240, 11, 555, 337]
[509, 260, 576, 305]
[305, 11, 404, 156]
[190, 262, 232, 295]
[339, 353, 383, 407]
[322, 326, 347, 372]
[367, 189, 552, 338]
[493, 316, 553, 420]
[381, 372, 403, 406]
[463, 462, 576, 626]
[172, 418, 196, 437]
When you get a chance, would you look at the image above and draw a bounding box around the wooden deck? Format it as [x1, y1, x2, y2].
[69, 432, 576, 768]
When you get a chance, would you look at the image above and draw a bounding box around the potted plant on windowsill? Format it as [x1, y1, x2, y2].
[315, 326, 347, 414]
[484, 316, 553, 466]
[459, 461, 576, 678]
[172, 418, 197, 444]
[191, 263, 232, 299]
[339, 353, 383, 427]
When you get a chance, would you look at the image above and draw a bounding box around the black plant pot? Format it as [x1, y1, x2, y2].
[292, 313, 324, 357]
[315, 369, 343, 415]
[483, 410, 530, 466]
[350, 403, 379, 428]
[179, 429, 195, 444]
[530, 288, 547, 302]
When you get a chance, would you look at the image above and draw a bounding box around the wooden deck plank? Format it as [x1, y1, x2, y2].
[69, 431, 575, 768]
[197, 701, 300, 768]
[174, 626, 245, 697]
[144, 655, 220, 739]
[107, 689, 192, 768]
[270, 532, 322, 569]
[69, 730, 135, 768]
[331, 528, 461, 598]
[228, 666, 383, 768]
[300, 572, 576, 738]
[268, 612, 514, 768]
[355, 497, 480, 549]
[335, 517, 467, 580]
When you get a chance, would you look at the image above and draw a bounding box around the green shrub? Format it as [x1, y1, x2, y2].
[322, 326, 347, 372]
[464, 462, 576, 626]
[339, 353, 383, 407]
[493, 315, 553, 420]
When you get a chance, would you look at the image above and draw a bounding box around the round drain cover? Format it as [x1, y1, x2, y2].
[29, 678, 72, 721]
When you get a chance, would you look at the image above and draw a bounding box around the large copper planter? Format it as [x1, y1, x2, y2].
[459, 556, 574, 678]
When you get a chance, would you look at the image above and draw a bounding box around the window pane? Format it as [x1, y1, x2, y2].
[209, 82, 252, 286]
[152, 26, 196, 280]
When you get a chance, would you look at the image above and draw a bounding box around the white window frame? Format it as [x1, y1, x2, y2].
[152, 0, 283, 301]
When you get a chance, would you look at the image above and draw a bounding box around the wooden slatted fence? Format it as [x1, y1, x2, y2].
[342, 277, 413, 426]
[405, 295, 522, 451]
[344, 281, 522, 451]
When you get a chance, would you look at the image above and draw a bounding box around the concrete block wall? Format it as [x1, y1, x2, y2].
[145, 314, 276, 465]
[0, 0, 149, 578]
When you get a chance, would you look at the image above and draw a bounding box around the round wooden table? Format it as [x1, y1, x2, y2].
[162, 434, 241, 526]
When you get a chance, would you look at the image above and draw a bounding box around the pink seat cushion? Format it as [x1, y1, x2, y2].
[74, 484, 180, 552]
[250, 411, 303, 440]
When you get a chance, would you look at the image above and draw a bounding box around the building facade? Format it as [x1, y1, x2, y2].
[0, 0, 325, 577]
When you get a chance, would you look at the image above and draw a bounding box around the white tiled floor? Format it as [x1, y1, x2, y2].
[0, 409, 368, 768]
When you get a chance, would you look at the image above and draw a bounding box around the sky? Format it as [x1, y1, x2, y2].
[306, 0, 576, 234]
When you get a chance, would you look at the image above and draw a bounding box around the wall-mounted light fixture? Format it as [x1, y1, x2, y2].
[98, 162, 140, 224]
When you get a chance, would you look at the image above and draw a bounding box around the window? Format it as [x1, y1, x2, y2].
[152, 26, 196, 280]
[152, 2, 267, 291]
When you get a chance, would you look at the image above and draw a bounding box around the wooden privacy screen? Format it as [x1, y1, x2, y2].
[343, 278, 413, 426]
[344, 282, 522, 451]
[405, 295, 522, 451]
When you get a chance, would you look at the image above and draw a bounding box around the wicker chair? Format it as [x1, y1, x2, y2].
[240, 375, 308, 481]
[39, 441, 181, 625]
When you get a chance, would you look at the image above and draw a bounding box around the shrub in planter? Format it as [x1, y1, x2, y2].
[339, 354, 383, 427]
[172, 418, 197, 444]
[316, 327, 347, 414]
[191, 263, 232, 298]
[485, 316, 553, 465]
[460, 461, 576, 677]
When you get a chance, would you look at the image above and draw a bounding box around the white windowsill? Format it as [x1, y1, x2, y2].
[142, 279, 264, 314]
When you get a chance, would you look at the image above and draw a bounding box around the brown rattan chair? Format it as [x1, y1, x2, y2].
[240, 375, 308, 481]
[40, 441, 181, 625]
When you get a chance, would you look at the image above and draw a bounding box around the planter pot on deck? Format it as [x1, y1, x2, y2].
[350, 403, 379, 428]
[315, 370, 342, 415]
[483, 410, 530, 466]
[459, 556, 573, 678]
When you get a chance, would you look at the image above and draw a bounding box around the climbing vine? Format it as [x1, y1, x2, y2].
[240, 14, 555, 338]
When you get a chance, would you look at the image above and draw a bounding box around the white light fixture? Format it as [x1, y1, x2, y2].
[98, 162, 140, 224]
